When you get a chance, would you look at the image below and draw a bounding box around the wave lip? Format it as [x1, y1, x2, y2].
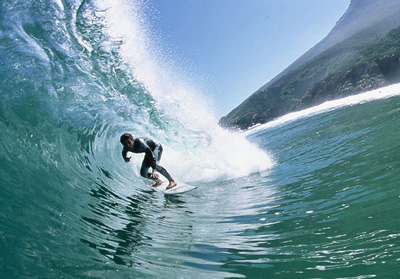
[93, 0, 273, 182]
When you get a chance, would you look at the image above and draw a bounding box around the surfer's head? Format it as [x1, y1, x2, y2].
[120, 133, 134, 149]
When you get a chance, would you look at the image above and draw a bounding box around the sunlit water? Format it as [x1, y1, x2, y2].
[1, 0, 400, 278]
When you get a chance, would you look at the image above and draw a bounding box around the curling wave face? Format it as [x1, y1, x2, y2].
[0, 0, 271, 277]
[2, 1, 400, 278]
[0, 0, 272, 193]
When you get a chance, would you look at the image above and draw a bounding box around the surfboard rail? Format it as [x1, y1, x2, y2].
[150, 182, 197, 195]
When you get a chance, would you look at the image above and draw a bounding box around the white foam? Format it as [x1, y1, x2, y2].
[94, 0, 273, 182]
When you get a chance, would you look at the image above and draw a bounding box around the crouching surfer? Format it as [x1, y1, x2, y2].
[120, 133, 177, 189]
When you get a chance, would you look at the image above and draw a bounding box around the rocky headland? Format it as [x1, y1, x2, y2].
[219, 0, 400, 130]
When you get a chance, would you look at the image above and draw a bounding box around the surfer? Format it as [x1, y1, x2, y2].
[120, 133, 177, 189]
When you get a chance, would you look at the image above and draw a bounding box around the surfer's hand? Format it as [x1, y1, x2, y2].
[150, 170, 159, 179]
[124, 157, 131, 163]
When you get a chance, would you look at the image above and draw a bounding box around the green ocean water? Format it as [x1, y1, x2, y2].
[1, 0, 400, 278]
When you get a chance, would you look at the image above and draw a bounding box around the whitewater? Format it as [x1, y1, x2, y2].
[1, 0, 400, 278]
[244, 82, 400, 136]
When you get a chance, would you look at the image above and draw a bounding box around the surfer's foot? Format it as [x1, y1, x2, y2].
[166, 180, 177, 190]
[151, 179, 163, 187]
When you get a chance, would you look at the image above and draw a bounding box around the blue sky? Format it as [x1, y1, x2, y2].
[144, 0, 350, 117]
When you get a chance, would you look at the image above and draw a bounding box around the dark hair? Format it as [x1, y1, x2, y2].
[120, 133, 133, 144]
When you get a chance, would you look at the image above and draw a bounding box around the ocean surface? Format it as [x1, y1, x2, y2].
[1, 0, 400, 278]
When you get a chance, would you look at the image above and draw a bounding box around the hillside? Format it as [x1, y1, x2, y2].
[219, 0, 400, 130]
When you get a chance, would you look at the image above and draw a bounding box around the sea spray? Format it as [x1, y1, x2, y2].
[94, 0, 273, 182]
[3, 1, 400, 278]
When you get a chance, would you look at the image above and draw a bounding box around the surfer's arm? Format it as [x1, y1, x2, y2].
[150, 168, 159, 179]
[122, 149, 131, 163]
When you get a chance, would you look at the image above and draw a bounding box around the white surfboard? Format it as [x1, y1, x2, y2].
[150, 182, 197, 195]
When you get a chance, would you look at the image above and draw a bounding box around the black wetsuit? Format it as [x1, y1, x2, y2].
[125, 138, 172, 181]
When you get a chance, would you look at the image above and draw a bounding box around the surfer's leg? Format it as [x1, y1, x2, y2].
[153, 144, 176, 189]
[154, 165, 177, 189]
[154, 165, 172, 181]
[140, 158, 151, 178]
[151, 145, 170, 179]
[141, 156, 162, 186]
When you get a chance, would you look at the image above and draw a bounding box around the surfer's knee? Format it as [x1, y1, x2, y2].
[142, 173, 154, 180]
